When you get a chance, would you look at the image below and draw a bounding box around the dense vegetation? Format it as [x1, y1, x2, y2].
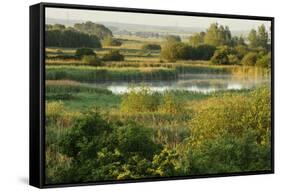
[45, 85, 271, 183]
[46, 29, 101, 48]
[45, 20, 272, 184]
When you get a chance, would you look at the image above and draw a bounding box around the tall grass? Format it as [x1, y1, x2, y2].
[46, 66, 178, 82]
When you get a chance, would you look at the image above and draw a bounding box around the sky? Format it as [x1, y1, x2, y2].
[46, 7, 271, 31]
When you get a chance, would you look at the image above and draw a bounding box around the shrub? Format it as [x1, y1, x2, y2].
[256, 53, 271, 68]
[142, 44, 161, 51]
[102, 50, 124, 61]
[160, 42, 185, 61]
[211, 48, 229, 65]
[82, 55, 102, 66]
[159, 92, 182, 114]
[183, 88, 271, 174]
[241, 52, 258, 66]
[75, 48, 96, 59]
[120, 86, 160, 113]
[54, 111, 163, 182]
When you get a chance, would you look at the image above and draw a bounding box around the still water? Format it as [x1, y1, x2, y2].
[92, 73, 270, 94]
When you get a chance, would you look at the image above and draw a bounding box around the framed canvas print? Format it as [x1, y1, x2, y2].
[30, 2, 274, 188]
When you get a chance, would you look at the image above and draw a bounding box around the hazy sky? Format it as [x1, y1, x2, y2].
[46, 7, 271, 31]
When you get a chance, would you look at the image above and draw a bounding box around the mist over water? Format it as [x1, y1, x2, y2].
[90, 72, 270, 94]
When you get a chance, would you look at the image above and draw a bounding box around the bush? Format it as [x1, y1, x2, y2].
[82, 55, 102, 66]
[211, 48, 229, 65]
[120, 86, 160, 113]
[102, 50, 124, 61]
[256, 53, 271, 68]
[160, 42, 185, 61]
[159, 92, 182, 114]
[160, 42, 216, 61]
[183, 88, 271, 174]
[241, 52, 258, 66]
[192, 44, 216, 60]
[142, 44, 161, 51]
[75, 48, 96, 59]
[54, 111, 164, 182]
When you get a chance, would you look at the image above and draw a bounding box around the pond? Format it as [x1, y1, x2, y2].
[91, 72, 270, 94]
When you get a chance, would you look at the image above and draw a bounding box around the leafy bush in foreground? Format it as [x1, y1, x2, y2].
[51, 111, 181, 182]
[182, 88, 271, 174]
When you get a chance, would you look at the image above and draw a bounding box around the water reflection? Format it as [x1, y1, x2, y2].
[91, 73, 270, 94]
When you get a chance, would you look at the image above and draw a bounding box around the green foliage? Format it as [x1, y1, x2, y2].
[102, 36, 122, 46]
[211, 47, 230, 65]
[75, 48, 95, 59]
[183, 87, 271, 174]
[189, 32, 205, 47]
[82, 55, 103, 66]
[159, 92, 182, 114]
[160, 41, 184, 61]
[102, 50, 124, 61]
[161, 42, 216, 61]
[46, 66, 177, 82]
[74, 21, 113, 39]
[204, 23, 232, 46]
[241, 52, 258, 66]
[53, 111, 165, 182]
[231, 35, 246, 46]
[152, 148, 182, 176]
[227, 54, 240, 65]
[256, 52, 271, 68]
[46, 29, 101, 48]
[120, 86, 160, 113]
[248, 24, 269, 49]
[142, 44, 161, 51]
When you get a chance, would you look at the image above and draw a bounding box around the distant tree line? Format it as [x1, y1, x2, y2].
[73, 21, 113, 39]
[161, 23, 271, 68]
[46, 29, 101, 48]
[46, 22, 113, 48]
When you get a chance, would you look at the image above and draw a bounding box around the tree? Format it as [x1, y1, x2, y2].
[231, 36, 246, 46]
[248, 29, 259, 48]
[204, 23, 232, 46]
[257, 24, 269, 49]
[74, 21, 113, 39]
[160, 41, 185, 61]
[46, 29, 101, 48]
[189, 32, 205, 47]
[248, 25, 269, 49]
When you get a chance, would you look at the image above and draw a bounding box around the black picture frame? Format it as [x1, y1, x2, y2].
[30, 2, 274, 189]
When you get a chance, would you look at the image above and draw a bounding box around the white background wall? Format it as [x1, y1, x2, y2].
[0, 0, 279, 190]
